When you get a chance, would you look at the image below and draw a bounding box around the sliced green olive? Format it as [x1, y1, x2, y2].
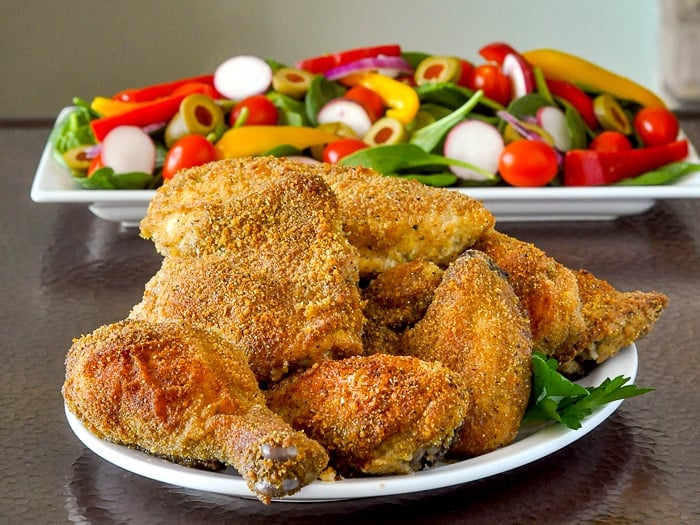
[503, 122, 555, 146]
[165, 93, 224, 147]
[272, 67, 315, 99]
[593, 93, 632, 134]
[363, 117, 407, 146]
[414, 56, 461, 85]
[62, 145, 93, 172]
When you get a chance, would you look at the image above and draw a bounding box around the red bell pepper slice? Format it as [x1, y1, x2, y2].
[563, 140, 689, 186]
[546, 78, 598, 130]
[112, 74, 216, 103]
[296, 44, 402, 74]
[478, 42, 521, 65]
[91, 84, 210, 141]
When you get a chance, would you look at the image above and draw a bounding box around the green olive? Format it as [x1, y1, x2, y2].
[503, 122, 555, 146]
[414, 56, 461, 85]
[62, 145, 92, 172]
[272, 67, 314, 99]
[164, 93, 223, 147]
[593, 93, 632, 134]
[363, 117, 406, 146]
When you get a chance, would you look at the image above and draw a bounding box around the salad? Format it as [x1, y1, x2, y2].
[50, 42, 699, 190]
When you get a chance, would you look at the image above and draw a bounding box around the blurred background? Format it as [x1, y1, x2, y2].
[2, 0, 695, 121]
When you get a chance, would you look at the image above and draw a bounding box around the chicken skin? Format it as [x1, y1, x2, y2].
[402, 250, 533, 457]
[139, 157, 495, 277]
[265, 354, 469, 476]
[558, 269, 669, 376]
[130, 171, 365, 384]
[474, 229, 586, 365]
[62, 320, 329, 503]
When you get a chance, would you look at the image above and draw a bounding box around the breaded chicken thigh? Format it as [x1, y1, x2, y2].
[266, 354, 469, 476]
[62, 320, 329, 503]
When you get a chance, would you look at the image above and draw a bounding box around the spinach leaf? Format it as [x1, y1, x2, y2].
[615, 161, 700, 186]
[268, 91, 310, 127]
[75, 167, 154, 190]
[410, 90, 484, 152]
[305, 75, 346, 126]
[50, 104, 97, 166]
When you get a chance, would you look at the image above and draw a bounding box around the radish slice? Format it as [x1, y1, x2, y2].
[502, 53, 535, 98]
[537, 106, 572, 151]
[317, 99, 373, 137]
[101, 125, 156, 174]
[443, 120, 504, 181]
[214, 55, 272, 100]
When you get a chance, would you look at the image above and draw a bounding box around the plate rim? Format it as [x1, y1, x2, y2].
[65, 343, 638, 502]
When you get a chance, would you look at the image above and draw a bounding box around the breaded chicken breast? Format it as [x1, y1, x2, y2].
[130, 171, 365, 384]
[474, 229, 586, 365]
[63, 320, 329, 504]
[402, 250, 533, 457]
[558, 269, 669, 376]
[265, 354, 470, 476]
[140, 157, 495, 277]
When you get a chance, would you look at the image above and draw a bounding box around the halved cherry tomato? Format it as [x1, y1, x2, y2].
[589, 131, 632, 152]
[162, 134, 219, 180]
[297, 44, 402, 74]
[322, 137, 368, 163]
[468, 64, 512, 106]
[230, 94, 279, 127]
[633, 107, 680, 147]
[344, 85, 385, 121]
[498, 140, 559, 187]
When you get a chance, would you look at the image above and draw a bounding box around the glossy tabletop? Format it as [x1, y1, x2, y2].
[1, 122, 699, 524]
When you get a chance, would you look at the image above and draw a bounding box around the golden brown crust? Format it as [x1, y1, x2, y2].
[62, 320, 328, 503]
[401, 250, 533, 457]
[474, 229, 586, 364]
[265, 354, 469, 475]
[131, 170, 365, 384]
[140, 157, 494, 277]
[558, 270, 669, 376]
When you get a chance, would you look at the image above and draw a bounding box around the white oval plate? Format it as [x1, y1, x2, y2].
[65, 344, 638, 502]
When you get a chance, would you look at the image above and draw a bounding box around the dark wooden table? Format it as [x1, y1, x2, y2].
[2, 121, 698, 524]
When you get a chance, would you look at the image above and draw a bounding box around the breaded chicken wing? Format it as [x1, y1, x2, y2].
[139, 157, 495, 277]
[62, 320, 329, 504]
[265, 354, 469, 476]
[558, 269, 669, 376]
[474, 229, 586, 364]
[130, 172, 365, 384]
[402, 250, 533, 457]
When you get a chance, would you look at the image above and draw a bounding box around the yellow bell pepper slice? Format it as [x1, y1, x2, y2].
[216, 125, 340, 158]
[522, 48, 666, 109]
[341, 72, 420, 124]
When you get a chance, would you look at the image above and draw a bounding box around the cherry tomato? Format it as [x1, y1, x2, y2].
[589, 131, 633, 152]
[633, 107, 680, 147]
[468, 64, 512, 106]
[344, 86, 385, 121]
[478, 42, 520, 65]
[322, 138, 368, 164]
[230, 94, 279, 126]
[162, 135, 219, 180]
[498, 140, 559, 187]
[456, 59, 475, 88]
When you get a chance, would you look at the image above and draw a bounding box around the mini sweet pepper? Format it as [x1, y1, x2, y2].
[340, 72, 420, 125]
[215, 125, 340, 158]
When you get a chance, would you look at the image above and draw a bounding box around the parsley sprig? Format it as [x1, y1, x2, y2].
[524, 352, 654, 430]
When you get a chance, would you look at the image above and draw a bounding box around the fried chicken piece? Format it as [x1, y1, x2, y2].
[558, 270, 669, 376]
[139, 157, 495, 277]
[62, 320, 329, 504]
[130, 172, 365, 384]
[402, 250, 533, 457]
[265, 354, 469, 476]
[362, 260, 444, 330]
[474, 229, 586, 365]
